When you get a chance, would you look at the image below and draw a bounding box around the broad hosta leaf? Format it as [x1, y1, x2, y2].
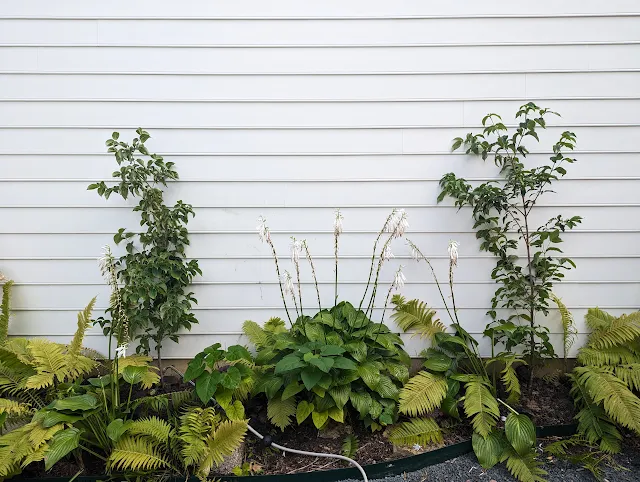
[329, 384, 351, 408]
[385, 361, 410, 383]
[343, 341, 367, 362]
[274, 355, 305, 374]
[349, 391, 373, 417]
[332, 357, 357, 370]
[301, 367, 323, 390]
[357, 362, 380, 390]
[328, 406, 344, 423]
[281, 381, 305, 401]
[374, 375, 400, 400]
[44, 427, 81, 470]
[296, 400, 314, 424]
[225, 400, 246, 421]
[312, 410, 329, 429]
[47, 394, 98, 412]
[472, 431, 505, 469]
[422, 353, 452, 372]
[107, 419, 130, 442]
[121, 365, 148, 385]
[505, 413, 536, 456]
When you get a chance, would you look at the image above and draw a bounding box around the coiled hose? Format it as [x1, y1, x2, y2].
[165, 366, 368, 482]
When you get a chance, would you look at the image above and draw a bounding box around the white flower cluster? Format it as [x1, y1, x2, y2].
[334, 208, 344, 236]
[385, 209, 409, 238]
[257, 215, 271, 244]
[393, 265, 406, 290]
[290, 238, 302, 264]
[448, 240, 460, 267]
[281, 271, 295, 296]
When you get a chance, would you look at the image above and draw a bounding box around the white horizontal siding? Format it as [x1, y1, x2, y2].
[1, 2, 638, 358]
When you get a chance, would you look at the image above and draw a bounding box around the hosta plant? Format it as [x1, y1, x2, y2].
[250, 210, 413, 432]
[246, 307, 410, 432]
[569, 308, 640, 454]
[184, 343, 255, 420]
[391, 241, 546, 482]
[439, 103, 582, 384]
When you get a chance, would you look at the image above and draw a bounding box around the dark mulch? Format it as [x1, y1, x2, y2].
[521, 375, 576, 426]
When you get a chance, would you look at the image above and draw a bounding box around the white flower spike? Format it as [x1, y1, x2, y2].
[393, 265, 406, 290]
[393, 209, 409, 238]
[382, 243, 394, 261]
[384, 208, 399, 234]
[448, 240, 460, 267]
[334, 208, 344, 236]
[409, 242, 420, 261]
[290, 238, 302, 264]
[282, 271, 295, 296]
[98, 245, 115, 279]
[257, 216, 270, 243]
[115, 343, 128, 359]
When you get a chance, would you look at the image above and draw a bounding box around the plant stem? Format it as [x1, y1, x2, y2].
[359, 210, 396, 312]
[267, 240, 293, 325]
[303, 242, 322, 313]
[497, 398, 519, 415]
[79, 444, 107, 462]
[334, 233, 339, 306]
[521, 195, 536, 388]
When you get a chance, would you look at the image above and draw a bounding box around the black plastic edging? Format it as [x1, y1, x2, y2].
[16, 423, 577, 482]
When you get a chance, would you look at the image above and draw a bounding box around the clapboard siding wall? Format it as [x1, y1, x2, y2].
[1, 1, 639, 357]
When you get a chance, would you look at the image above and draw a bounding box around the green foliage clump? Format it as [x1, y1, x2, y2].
[247, 303, 411, 432]
[89, 129, 202, 373]
[0, 279, 13, 344]
[570, 308, 640, 454]
[438, 103, 582, 379]
[184, 343, 255, 420]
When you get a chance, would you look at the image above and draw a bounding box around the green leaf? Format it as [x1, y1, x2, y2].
[195, 371, 223, 404]
[301, 367, 323, 390]
[328, 384, 351, 408]
[45, 427, 81, 471]
[308, 356, 334, 373]
[328, 406, 344, 423]
[472, 431, 505, 469]
[226, 345, 253, 363]
[332, 357, 357, 370]
[41, 410, 85, 428]
[357, 362, 380, 390]
[122, 365, 147, 385]
[296, 400, 314, 424]
[107, 419, 130, 442]
[275, 354, 305, 374]
[422, 353, 452, 372]
[505, 413, 536, 456]
[47, 394, 98, 412]
[312, 410, 329, 429]
[320, 345, 346, 356]
[88, 374, 113, 388]
[225, 400, 246, 421]
[221, 366, 242, 389]
[184, 357, 206, 382]
[281, 381, 305, 401]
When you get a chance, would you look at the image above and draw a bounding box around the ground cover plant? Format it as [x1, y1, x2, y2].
[247, 210, 413, 433]
[438, 103, 582, 384]
[89, 129, 201, 378]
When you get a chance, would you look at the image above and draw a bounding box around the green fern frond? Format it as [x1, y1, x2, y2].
[267, 394, 296, 431]
[342, 434, 359, 458]
[242, 320, 270, 348]
[391, 298, 445, 340]
[25, 340, 67, 389]
[614, 364, 640, 391]
[460, 377, 500, 438]
[501, 445, 547, 482]
[179, 408, 215, 467]
[398, 371, 447, 417]
[109, 435, 171, 472]
[551, 293, 577, 362]
[126, 417, 173, 444]
[586, 312, 640, 350]
[195, 419, 248, 479]
[577, 346, 639, 367]
[573, 366, 640, 435]
[0, 280, 13, 345]
[68, 297, 96, 357]
[0, 398, 32, 416]
[388, 418, 443, 447]
[585, 308, 618, 332]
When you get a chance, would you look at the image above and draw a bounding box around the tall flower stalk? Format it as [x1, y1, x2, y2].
[333, 209, 343, 306]
[302, 240, 322, 312]
[257, 216, 293, 325]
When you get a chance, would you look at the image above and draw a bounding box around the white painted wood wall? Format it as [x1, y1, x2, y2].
[1, 1, 639, 358]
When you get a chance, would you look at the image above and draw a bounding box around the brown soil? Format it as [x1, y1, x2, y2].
[520, 375, 576, 426]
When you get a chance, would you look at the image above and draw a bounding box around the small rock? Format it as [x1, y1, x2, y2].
[217, 442, 245, 474]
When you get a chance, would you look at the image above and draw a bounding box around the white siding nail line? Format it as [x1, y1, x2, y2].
[10, 280, 640, 287]
[4, 96, 640, 103]
[4, 177, 640, 183]
[2, 254, 638, 261]
[1, 204, 637, 209]
[0, 150, 636, 156]
[5, 332, 588, 337]
[10, 305, 639, 312]
[4, 41, 640, 48]
[2, 13, 640, 20]
[3, 69, 640, 76]
[1, 123, 638, 130]
[1, 229, 637, 235]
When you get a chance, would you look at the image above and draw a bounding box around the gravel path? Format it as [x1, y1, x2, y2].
[339, 450, 640, 482]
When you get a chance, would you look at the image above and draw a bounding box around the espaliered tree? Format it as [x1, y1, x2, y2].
[89, 129, 201, 379]
[438, 103, 582, 385]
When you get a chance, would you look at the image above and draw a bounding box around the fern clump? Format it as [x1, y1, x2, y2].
[570, 308, 640, 453]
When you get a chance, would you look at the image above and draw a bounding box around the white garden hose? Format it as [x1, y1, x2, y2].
[166, 366, 369, 482]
